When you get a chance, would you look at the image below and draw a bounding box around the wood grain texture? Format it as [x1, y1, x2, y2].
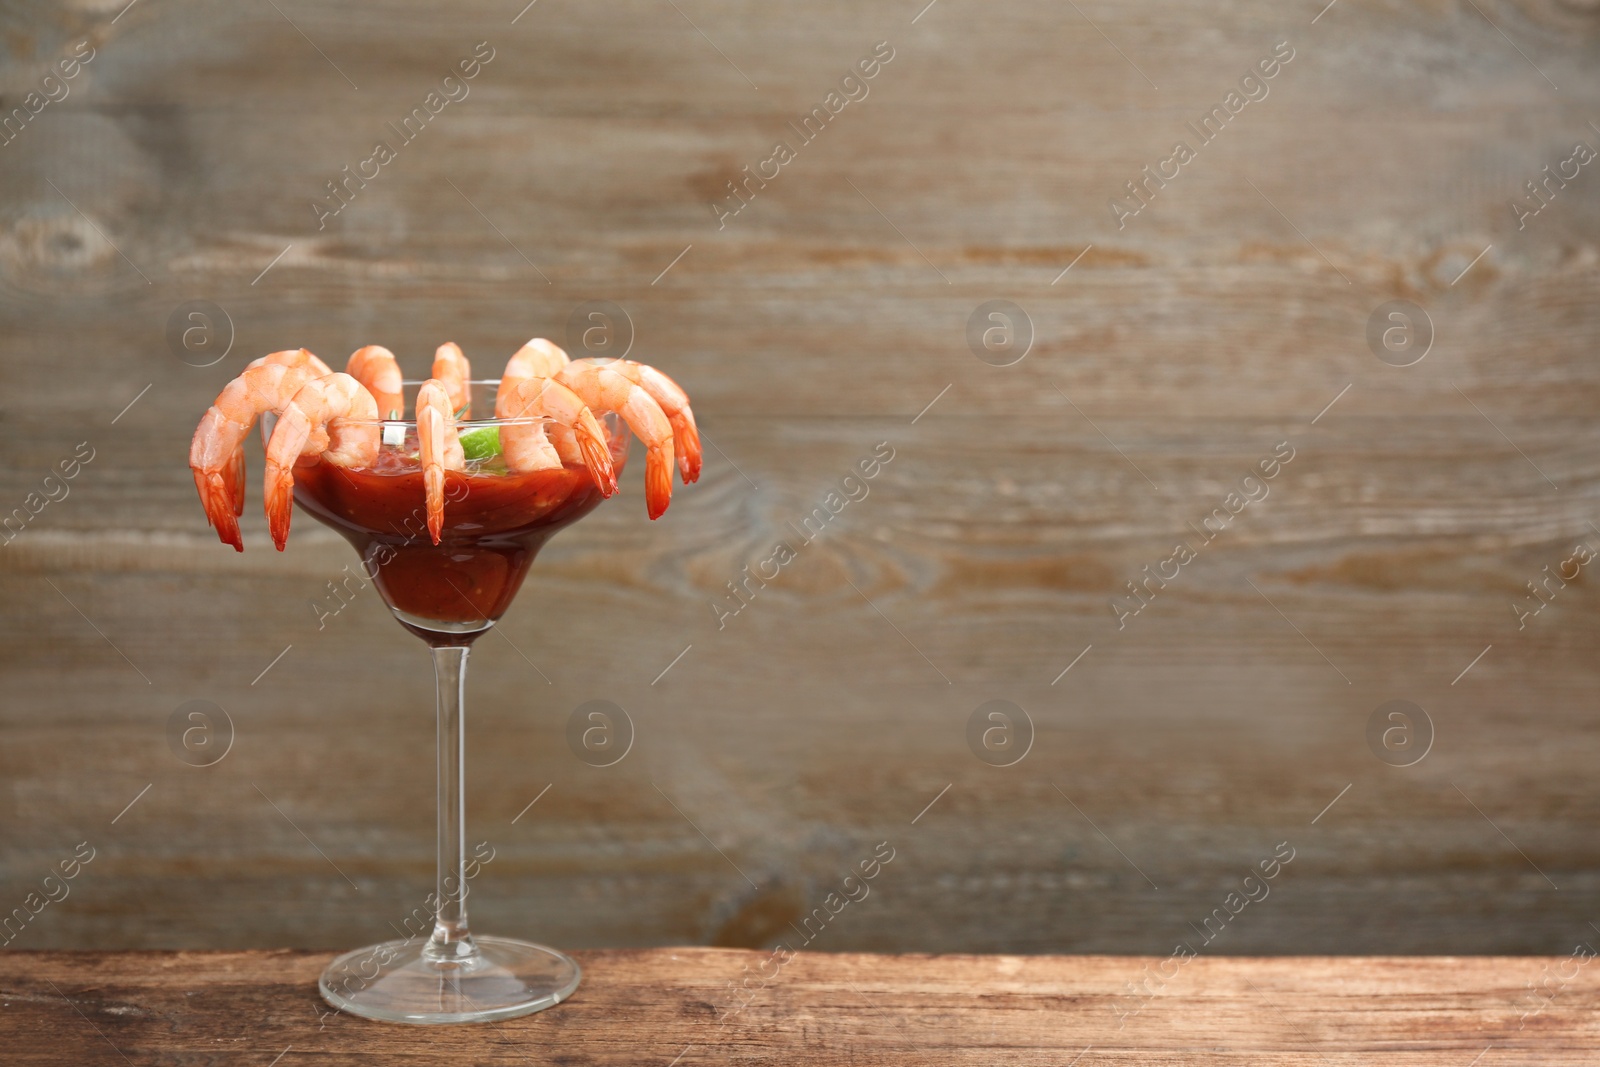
[2, 0, 1600, 956]
[4, 949, 1599, 1064]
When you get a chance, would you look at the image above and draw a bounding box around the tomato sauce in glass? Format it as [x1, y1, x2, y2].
[291, 441, 625, 644]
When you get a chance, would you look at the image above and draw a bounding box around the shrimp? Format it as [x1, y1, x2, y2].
[255, 349, 337, 458]
[263, 373, 380, 550]
[346, 345, 405, 421]
[189, 361, 322, 551]
[431, 342, 472, 419]
[248, 347, 333, 377]
[498, 338, 585, 467]
[554, 360, 675, 519]
[569, 358, 701, 484]
[415, 378, 465, 544]
[495, 338, 569, 414]
[205, 349, 331, 529]
[498, 377, 617, 497]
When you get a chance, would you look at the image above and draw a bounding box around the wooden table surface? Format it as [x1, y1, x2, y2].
[3, 949, 1596, 1064]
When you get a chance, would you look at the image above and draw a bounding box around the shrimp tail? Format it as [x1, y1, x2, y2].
[674, 411, 702, 484]
[645, 448, 672, 520]
[194, 469, 244, 551]
[576, 422, 619, 498]
[264, 461, 295, 551]
[227, 447, 247, 516]
[424, 465, 445, 545]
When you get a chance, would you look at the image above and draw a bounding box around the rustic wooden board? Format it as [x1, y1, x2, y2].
[3, 950, 1599, 1064]
[2, 0, 1600, 955]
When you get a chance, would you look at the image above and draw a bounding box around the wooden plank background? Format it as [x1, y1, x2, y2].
[1, 0, 1598, 963]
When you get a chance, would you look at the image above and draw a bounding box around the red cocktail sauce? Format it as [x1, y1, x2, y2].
[291, 447, 624, 644]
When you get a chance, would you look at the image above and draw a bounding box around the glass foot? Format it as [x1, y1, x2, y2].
[319, 936, 582, 1024]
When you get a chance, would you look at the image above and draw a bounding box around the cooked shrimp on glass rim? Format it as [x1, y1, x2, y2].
[188, 338, 697, 550]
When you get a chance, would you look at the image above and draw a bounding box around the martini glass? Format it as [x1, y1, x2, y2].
[265, 379, 627, 1024]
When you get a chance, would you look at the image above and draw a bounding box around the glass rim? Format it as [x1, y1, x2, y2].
[374, 377, 514, 430]
[260, 379, 626, 431]
[399, 378, 502, 388]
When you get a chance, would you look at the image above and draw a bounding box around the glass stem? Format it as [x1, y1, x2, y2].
[426, 644, 477, 962]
